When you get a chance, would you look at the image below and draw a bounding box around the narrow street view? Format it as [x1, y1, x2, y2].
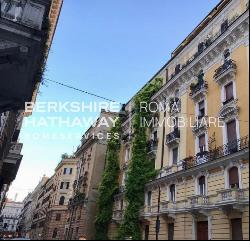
[0, 0, 249, 240]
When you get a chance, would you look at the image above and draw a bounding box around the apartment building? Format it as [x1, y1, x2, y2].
[17, 193, 32, 238]
[42, 157, 78, 240]
[66, 110, 118, 240]
[0, 111, 23, 212]
[108, 0, 249, 240]
[30, 176, 55, 240]
[18, 176, 49, 239]
[0, 0, 63, 213]
[0, 0, 63, 113]
[0, 199, 23, 236]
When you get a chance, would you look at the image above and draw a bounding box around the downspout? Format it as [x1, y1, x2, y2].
[156, 99, 167, 240]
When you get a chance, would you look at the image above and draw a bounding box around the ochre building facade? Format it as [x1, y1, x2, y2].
[109, 0, 249, 240]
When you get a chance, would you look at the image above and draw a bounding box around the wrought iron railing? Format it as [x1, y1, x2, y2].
[223, 97, 235, 106]
[214, 59, 237, 79]
[182, 136, 249, 170]
[166, 129, 180, 144]
[189, 81, 208, 97]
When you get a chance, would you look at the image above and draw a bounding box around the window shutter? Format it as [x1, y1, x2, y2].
[199, 135, 206, 151]
[229, 167, 239, 188]
[227, 120, 237, 141]
[172, 148, 178, 164]
[225, 82, 234, 101]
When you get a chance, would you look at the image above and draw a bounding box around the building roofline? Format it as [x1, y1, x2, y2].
[125, 0, 231, 107]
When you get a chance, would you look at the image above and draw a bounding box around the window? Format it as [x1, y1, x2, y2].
[145, 225, 150, 240]
[199, 176, 206, 195]
[63, 168, 73, 175]
[221, 19, 229, 33]
[60, 182, 64, 189]
[147, 191, 152, 207]
[231, 219, 243, 240]
[224, 49, 230, 61]
[125, 147, 131, 163]
[166, 68, 169, 82]
[52, 228, 58, 238]
[229, 167, 239, 188]
[120, 199, 124, 211]
[225, 82, 234, 102]
[170, 185, 176, 202]
[198, 134, 206, 153]
[168, 223, 175, 240]
[59, 196, 65, 206]
[175, 64, 181, 74]
[55, 213, 61, 221]
[226, 120, 238, 153]
[66, 182, 70, 189]
[198, 100, 205, 118]
[172, 147, 178, 165]
[173, 117, 179, 131]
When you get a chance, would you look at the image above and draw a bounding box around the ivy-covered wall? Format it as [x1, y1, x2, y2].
[95, 120, 122, 240]
[118, 79, 162, 240]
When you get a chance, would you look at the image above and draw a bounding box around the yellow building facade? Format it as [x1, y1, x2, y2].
[109, 0, 249, 240]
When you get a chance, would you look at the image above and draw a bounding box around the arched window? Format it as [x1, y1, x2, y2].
[229, 167, 239, 188]
[198, 176, 206, 195]
[170, 184, 176, 202]
[59, 196, 65, 206]
[52, 228, 58, 238]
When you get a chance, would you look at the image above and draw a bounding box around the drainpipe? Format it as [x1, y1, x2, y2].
[156, 100, 167, 240]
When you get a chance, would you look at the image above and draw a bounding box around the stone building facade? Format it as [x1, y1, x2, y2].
[65, 110, 118, 240]
[0, 200, 23, 236]
[42, 158, 78, 240]
[108, 0, 249, 240]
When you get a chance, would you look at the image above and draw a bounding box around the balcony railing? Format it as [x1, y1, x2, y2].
[165, 10, 246, 84]
[214, 59, 237, 83]
[0, 0, 46, 30]
[166, 129, 180, 146]
[223, 97, 235, 106]
[182, 136, 249, 170]
[168, 98, 181, 115]
[192, 116, 208, 135]
[189, 80, 208, 101]
[219, 188, 246, 202]
[190, 195, 209, 206]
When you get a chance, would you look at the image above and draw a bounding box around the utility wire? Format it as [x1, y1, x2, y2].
[43, 78, 248, 123]
[44, 78, 123, 105]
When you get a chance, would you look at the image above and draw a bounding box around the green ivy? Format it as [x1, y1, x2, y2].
[118, 78, 162, 240]
[95, 119, 122, 240]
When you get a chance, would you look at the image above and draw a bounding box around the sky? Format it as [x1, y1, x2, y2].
[8, 0, 221, 202]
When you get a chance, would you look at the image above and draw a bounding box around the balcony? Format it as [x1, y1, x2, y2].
[189, 81, 208, 102]
[219, 98, 239, 122]
[189, 195, 209, 207]
[192, 116, 208, 136]
[218, 189, 245, 202]
[182, 136, 249, 170]
[168, 98, 181, 116]
[0, 0, 46, 30]
[214, 59, 237, 85]
[69, 192, 86, 208]
[1, 142, 23, 185]
[166, 129, 180, 146]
